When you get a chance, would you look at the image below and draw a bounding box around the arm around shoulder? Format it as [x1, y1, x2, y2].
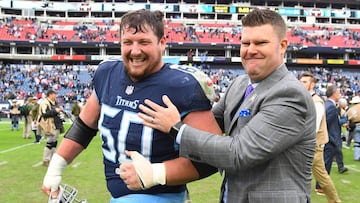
[164, 109, 222, 185]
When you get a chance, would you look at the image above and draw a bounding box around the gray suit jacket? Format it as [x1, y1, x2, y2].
[180, 64, 316, 203]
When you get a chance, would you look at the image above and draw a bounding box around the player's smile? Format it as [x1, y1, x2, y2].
[130, 57, 146, 66]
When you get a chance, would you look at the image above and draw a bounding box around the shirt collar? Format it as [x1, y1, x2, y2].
[328, 98, 336, 106]
[248, 80, 259, 88]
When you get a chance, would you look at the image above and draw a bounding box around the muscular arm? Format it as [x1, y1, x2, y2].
[57, 93, 100, 164]
[42, 93, 100, 197]
[164, 110, 222, 185]
[122, 96, 222, 189]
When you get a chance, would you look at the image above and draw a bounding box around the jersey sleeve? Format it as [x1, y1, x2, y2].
[167, 64, 215, 116]
[93, 59, 121, 104]
[192, 70, 216, 102]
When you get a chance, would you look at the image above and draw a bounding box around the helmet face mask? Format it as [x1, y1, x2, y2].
[48, 184, 87, 203]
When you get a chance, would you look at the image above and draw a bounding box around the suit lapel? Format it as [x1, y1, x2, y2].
[228, 79, 249, 114]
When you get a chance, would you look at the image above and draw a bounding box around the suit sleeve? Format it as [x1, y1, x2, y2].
[179, 82, 315, 173]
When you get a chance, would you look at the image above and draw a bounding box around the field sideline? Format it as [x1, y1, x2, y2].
[0, 119, 359, 202]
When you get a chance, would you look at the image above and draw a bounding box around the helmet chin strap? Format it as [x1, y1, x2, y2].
[48, 184, 88, 203]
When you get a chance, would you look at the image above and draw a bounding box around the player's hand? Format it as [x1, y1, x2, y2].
[119, 151, 166, 190]
[41, 185, 60, 200]
[138, 95, 180, 133]
[42, 153, 67, 199]
[118, 154, 142, 190]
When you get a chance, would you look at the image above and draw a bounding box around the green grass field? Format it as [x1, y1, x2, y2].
[0, 119, 359, 203]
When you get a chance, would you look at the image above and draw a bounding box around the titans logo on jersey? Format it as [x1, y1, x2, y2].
[92, 58, 213, 198]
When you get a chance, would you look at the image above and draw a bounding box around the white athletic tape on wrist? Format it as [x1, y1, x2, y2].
[151, 163, 166, 186]
[131, 152, 166, 189]
[43, 153, 68, 192]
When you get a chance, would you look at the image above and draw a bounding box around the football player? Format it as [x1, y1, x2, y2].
[42, 9, 222, 203]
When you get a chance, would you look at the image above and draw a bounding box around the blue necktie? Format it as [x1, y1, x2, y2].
[244, 84, 254, 99]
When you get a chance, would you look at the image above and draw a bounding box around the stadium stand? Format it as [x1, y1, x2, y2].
[2, 18, 359, 47]
[0, 0, 360, 107]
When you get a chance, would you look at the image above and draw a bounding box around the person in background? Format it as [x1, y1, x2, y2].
[338, 98, 349, 144]
[345, 96, 360, 149]
[325, 85, 348, 174]
[70, 100, 81, 121]
[346, 95, 360, 160]
[64, 101, 72, 120]
[38, 90, 64, 167]
[41, 9, 221, 203]
[22, 97, 34, 139]
[126, 9, 316, 203]
[9, 99, 21, 131]
[299, 72, 341, 202]
[30, 97, 41, 144]
[316, 85, 349, 196]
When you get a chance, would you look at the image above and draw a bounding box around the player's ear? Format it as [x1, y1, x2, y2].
[159, 36, 166, 51]
[280, 38, 288, 56]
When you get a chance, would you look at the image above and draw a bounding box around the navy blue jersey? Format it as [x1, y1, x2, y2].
[92, 59, 213, 198]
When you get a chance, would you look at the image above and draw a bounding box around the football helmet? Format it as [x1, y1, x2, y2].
[48, 184, 88, 203]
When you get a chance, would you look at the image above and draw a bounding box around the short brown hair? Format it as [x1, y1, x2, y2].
[241, 9, 287, 39]
[46, 90, 57, 97]
[326, 85, 338, 98]
[120, 9, 164, 42]
[299, 72, 317, 84]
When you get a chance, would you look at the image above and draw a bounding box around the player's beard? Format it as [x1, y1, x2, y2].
[124, 59, 154, 82]
[125, 66, 150, 82]
[123, 47, 164, 81]
[126, 58, 164, 82]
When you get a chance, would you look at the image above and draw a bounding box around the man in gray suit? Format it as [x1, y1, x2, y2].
[122, 9, 316, 203]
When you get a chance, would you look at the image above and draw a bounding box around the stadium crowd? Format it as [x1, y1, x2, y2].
[1, 16, 360, 48]
[1, 17, 360, 114]
[1, 59, 360, 108]
[0, 61, 94, 104]
[289, 25, 360, 48]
